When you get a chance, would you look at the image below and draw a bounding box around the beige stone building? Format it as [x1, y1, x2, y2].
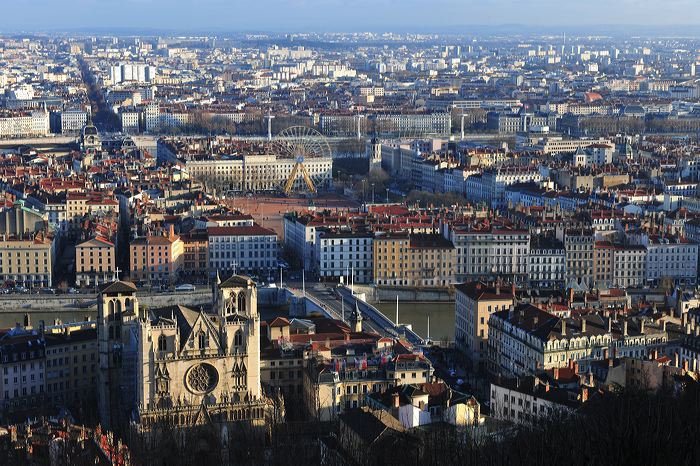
[75, 237, 117, 287]
[593, 241, 614, 287]
[129, 226, 184, 285]
[455, 281, 514, 371]
[97, 276, 271, 437]
[373, 233, 455, 287]
[0, 232, 55, 287]
[304, 340, 433, 422]
[44, 326, 98, 413]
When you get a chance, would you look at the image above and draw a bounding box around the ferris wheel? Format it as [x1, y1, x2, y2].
[272, 126, 332, 195]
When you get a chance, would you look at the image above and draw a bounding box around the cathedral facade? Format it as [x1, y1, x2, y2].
[97, 275, 271, 439]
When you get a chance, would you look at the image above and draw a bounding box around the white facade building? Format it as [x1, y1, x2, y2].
[315, 231, 373, 284]
[207, 226, 278, 276]
[447, 223, 530, 284]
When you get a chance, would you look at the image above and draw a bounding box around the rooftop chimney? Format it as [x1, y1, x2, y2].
[561, 319, 567, 336]
[392, 393, 400, 409]
[623, 320, 628, 337]
[581, 318, 586, 333]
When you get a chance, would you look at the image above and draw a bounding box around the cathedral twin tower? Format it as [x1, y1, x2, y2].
[96, 275, 266, 436]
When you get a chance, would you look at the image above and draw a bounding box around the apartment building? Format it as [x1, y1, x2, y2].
[129, 227, 184, 284]
[65, 193, 120, 233]
[487, 111, 558, 134]
[373, 233, 455, 287]
[315, 230, 374, 284]
[488, 304, 668, 377]
[593, 241, 615, 287]
[0, 110, 50, 138]
[455, 281, 514, 371]
[58, 109, 88, 133]
[612, 244, 647, 288]
[284, 213, 320, 270]
[470, 167, 543, 209]
[207, 225, 278, 276]
[44, 326, 98, 412]
[527, 234, 566, 289]
[640, 235, 698, 286]
[535, 137, 613, 154]
[560, 229, 595, 288]
[0, 329, 46, 416]
[490, 376, 583, 425]
[407, 234, 455, 287]
[75, 237, 117, 287]
[0, 233, 55, 288]
[304, 350, 433, 421]
[447, 222, 530, 284]
[181, 229, 209, 278]
[373, 233, 411, 287]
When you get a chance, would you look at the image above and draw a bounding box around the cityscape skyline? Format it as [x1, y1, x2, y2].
[2, 8, 700, 463]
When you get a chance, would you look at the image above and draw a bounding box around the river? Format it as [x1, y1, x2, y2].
[0, 311, 97, 329]
[0, 300, 455, 344]
[374, 301, 455, 343]
[0, 306, 289, 330]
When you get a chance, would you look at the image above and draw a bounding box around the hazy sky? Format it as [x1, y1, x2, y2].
[6, 0, 700, 32]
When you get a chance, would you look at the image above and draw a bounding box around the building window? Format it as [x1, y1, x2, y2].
[158, 334, 167, 352]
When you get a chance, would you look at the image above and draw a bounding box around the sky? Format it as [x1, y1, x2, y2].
[4, 0, 700, 33]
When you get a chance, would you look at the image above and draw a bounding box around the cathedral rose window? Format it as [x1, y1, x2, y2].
[186, 363, 219, 394]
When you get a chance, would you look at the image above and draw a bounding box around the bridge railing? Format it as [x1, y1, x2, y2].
[336, 286, 424, 345]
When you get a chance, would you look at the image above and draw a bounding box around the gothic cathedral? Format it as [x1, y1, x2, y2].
[97, 276, 269, 438]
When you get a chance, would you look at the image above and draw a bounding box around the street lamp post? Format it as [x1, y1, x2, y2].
[371, 183, 375, 204]
[355, 114, 365, 141]
[386, 188, 390, 203]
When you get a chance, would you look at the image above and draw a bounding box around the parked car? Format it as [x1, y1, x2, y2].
[67, 287, 80, 294]
[39, 287, 56, 295]
[175, 283, 196, 292]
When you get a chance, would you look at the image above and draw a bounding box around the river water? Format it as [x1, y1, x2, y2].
[0, 301, 456, 344]
[374, 301, 455, 343]
[0, 306, 290, 330]
[0, 311, 97, 329]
